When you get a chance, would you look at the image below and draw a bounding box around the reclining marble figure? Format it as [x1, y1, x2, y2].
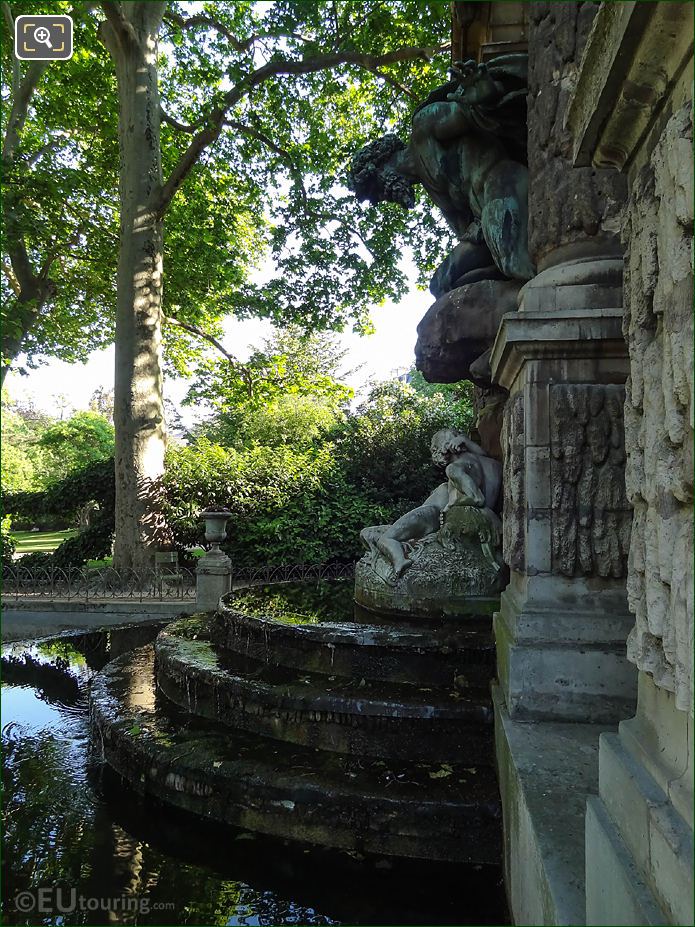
[360, 429, 502, 585]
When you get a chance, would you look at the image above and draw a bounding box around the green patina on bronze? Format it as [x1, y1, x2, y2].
[348, 54, 534, 297]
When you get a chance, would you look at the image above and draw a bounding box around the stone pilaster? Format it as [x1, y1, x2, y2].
[491, 305, 636, 722]
[526, 1, 627, 273]
[490, 1, 636, 724]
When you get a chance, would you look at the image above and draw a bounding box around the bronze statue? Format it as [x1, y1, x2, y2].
[349, 56, 534, 298]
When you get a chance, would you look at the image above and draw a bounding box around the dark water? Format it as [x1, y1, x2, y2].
[1, 622, 509, 926]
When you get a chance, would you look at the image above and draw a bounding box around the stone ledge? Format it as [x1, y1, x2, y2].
[566, 1, 694, 170]
[1, 598, 190, 613]
[493, 683, 613, 925]
[585, 797, 667, 926]
[590, 731, 693, 925]
[490, 308, 629, 393]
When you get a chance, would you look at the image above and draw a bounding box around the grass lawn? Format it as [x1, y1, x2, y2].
[13, 529, 77, 555]
[12, 531, 205, 567]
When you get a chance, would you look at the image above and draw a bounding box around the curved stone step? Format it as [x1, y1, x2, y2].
[91, 645, 501, 864]
[155, 618, 494, 763]
[214, 590, 495, 687]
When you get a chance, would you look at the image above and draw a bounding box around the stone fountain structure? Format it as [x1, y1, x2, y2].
[91, 430, 508, 864]
[91, 434, 508, 866]
[89, 51, 530, 868]
[90, 573, 502, 862]
[91, 22, 695, 919]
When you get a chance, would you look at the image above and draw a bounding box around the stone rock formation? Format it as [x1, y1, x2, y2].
[415, 278, 520, 383]
[355, 429, 507, 617]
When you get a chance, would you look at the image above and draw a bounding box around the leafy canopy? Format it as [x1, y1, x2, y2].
[186, 326, 355, 449]
[3, 1, 453, 382]
[37, 411, 115, 481]
[1, 1, 119, 372]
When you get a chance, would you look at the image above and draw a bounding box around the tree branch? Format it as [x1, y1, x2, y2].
[2, 2, 20, 99]
[225, 120, 376, 257]
[162, 315, 253, 392]
[1, 259, 21, 296]
[160, 106, 206, 134]
[364, 66, 418, 101]
[99, 0, 136, 55]
[156, 42, 449, 216]
[224, 118, 309, 207]
[2, 61, 50, 160]
[100, 1, 129, 37]
[164, 11, 314, 54]
[26, 137, 64, 167]
[164, 10, 251, 53]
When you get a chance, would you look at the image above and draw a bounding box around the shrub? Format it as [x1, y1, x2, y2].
[161, 440, 389, 566]
[1, 515, 16, 573]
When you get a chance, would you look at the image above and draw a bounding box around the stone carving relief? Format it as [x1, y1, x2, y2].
[502, 393, 525, 573]
[622, 104, 694, 712]
[549, 384, 631, 579]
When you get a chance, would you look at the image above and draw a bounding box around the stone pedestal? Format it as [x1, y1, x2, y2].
[196, 552, 231, 611]
[491, 263, 637, 722]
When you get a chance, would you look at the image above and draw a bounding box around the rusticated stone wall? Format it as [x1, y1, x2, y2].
[527, 2, 626, 267]
[623, 104, 694, 713]
[550, 384, 630, 578]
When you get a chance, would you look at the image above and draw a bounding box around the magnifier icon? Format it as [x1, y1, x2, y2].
[33, 25, 52, 49]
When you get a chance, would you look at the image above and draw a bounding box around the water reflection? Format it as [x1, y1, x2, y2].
[2, 624, 508, 926]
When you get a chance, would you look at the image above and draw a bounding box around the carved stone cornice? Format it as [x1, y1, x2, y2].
[566, 0, 694, 170]
[490, 308, 628, 393]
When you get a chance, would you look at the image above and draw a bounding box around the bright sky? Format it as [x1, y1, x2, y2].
[4, 277, 430, 426]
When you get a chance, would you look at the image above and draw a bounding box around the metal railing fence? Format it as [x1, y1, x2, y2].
[2, 561, 355, 603]
[2, 564, 197, 603]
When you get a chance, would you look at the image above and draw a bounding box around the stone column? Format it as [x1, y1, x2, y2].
[196, 551, 231, 611]
[491, 1, 635, 723]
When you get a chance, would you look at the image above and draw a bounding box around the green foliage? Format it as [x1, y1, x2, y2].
[37, 412, 114, 482]
[3, 458, 115, 569]
[2, 367, 474, 569]
[0, 392, 51, 492]
[157, 0, 452, 355]
[162, 367, 473, 566]
[1, 515, 16, 572]
[161, 440, 393, 566]
[1, 394, 114, 527]
[334, 375, 474, 505]
[3, 1, 452, 383]
[1, 2, 119, 371]
[188, 327, 354, 449]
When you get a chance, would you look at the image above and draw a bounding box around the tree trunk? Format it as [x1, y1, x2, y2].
[101, 2, 167, 573]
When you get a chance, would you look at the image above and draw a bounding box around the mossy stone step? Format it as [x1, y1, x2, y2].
[214, 590, 495, 687]
[91, 644, 501, 864]
[155, 618, 494, 763]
